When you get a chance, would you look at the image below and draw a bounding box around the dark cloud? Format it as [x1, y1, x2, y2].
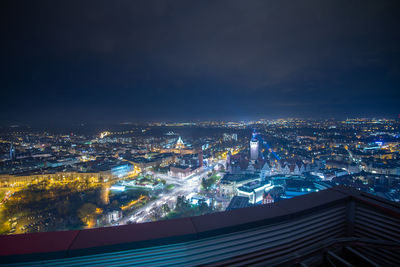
[1, 0, 399, 124]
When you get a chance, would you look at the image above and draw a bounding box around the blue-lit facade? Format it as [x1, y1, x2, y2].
[111, 164, 134, 179]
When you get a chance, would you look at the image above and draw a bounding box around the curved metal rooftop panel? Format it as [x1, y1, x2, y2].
[1, 186, 399, 266]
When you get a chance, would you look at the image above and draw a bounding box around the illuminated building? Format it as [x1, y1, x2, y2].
[0, 171, 105, 188]
[0, 162, 134, 188]
[159, 147, 195, 155]
[168, 165, 202, 178]
[106, 210, 122, 223]
[111, 164, 134, 179]
[223, 133, 237, 141]
[175, 136, 185, 149]
[128, 153, 176, 169]
[260, 162, 271, 180]
[250, 138, 259, 161]
[274, 160, 307, 175]
[236, 180, 274, 204]
[99, 131, 111, 139]
[158, 137, 196, 155]
[9, 143, 16, 161]
[189, 196, 212, 206]
[232, 133, 238, 141]
[219, 173, 259, 198]
[262, 193, 274, 204]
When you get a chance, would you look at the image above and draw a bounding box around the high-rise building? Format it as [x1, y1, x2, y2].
[250, 138, 259, 160]
[250, 131, 259, 160]
[9, 143, 16, 161]
[232, 133, 238, 141]
[223, 133, 238, 142]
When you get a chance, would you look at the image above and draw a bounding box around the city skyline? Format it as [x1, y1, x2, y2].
[1, 118, 399, 236]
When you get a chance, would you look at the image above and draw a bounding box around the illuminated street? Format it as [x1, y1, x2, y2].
[119, 168, 213, 225]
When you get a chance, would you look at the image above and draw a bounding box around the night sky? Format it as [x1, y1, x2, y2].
[1, 0, 400, 125]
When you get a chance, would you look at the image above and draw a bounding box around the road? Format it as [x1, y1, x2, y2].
[117, 167, 214, 225]
[346, 147, 363, 170]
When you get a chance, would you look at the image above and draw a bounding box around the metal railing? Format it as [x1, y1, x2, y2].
[1, 186, 399, 266]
